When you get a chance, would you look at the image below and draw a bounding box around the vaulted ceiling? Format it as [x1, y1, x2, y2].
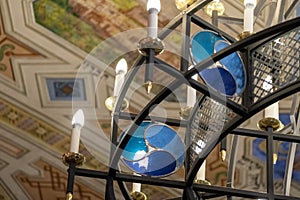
[0, 0, 299, 199]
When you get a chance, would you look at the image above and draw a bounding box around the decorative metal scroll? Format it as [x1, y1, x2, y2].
[251, 27, 300, 103]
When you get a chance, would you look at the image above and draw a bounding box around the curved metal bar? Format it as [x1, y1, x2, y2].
[224, 81, 300, 139]
[109, 57, 187, 173]
[105, 56, 145, 200]
[189, 79, 248, 117]
[249, 26, 300, 54]
[249, 81, 300, 115]
[109, 79, 185, 176]
[106, 23, 193, 196]
[184, 187, 196, 200]
[226, 135, 239, 188]
[186, 80, 300, 186]
[185, 95, 206, 174]
[154, 57, 187, 80]
[187, 17, 300, 79]
[118, 111, 186, 127]
[185, 18, 299, 185]
[110, 17, 300, 185]
[117, 180, 132, 200]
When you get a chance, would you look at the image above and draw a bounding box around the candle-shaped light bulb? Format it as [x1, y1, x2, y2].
[265, 103, 279, 122]
[187, 66, 197, 107]
[146, 0, 161, 38]
[262, 75, 280, 165]
[70, 109, 85, 153]
[113, 58, 128, 96]
[244, 0, 257, 7]
[132, 182, 141, 192]
[147, 0, 161, 12]
[263, 75, 279, 119]
[243, 0, 256, 33]
[187, 80, 196, 107]
[197, 160, 206, 180]
[187, 68, 205, 180]
[71, 109, 85, 127]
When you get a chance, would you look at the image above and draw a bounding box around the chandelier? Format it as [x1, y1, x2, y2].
[61, 0, 300, 199]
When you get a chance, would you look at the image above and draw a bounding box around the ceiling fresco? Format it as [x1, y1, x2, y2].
[0, 0, 300, 199]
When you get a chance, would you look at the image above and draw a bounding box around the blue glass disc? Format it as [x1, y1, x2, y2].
[200, 67, 237, 96]
[120, 121, 185, 177]
[215, 40, 246, 94]
[121, 121, 151, 161]
[145, 124, 185, 168]
[190, 30, 226, 64]
[122, 150, 177, 177]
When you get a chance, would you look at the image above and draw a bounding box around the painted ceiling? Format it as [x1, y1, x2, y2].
[0, 0, 300, 199]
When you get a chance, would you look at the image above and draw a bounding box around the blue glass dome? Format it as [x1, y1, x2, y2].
[214, 40, 246, 95]
[145, 124, 185, 167]
[120, 121, 150, 161]
[190, 30, 246, 97]
[120, 121, 185, 177]
[190, 30, 226, 64]
[123, 150, 177, 177]
[200, 66, 237, 97]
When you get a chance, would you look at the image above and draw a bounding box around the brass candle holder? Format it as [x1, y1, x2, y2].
[195, 179, 211, 185]
[62, 152, 86, 200]
[238, 31, 253, 40]
[258, 117, 284, 132]
[130, 191, 147, 200]
[66, 192, 73, 200]
[258, 117, 284, 164]
[62, 152, 85, 166]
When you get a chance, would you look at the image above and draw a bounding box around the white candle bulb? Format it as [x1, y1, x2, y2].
[147, 0, 161, 38]
[197, 160, 206, 180]
[265, 102, 279, 119]
[187, 65, 205, 181]
[187, 66, 197, 107]
[243, 0, 256, 33]
[70, 109, 85, 153]
[71, 109, 85, 126]
[147, 0, 161, 12]
[263, 75, 279, 119]
[244, 0, 256, 7]
[132, 182, 141, 192]
[113, 58, 128, 96]
[132, 172, 141, 192]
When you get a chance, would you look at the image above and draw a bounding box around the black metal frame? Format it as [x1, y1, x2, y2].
[65, 0, 300, 199]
